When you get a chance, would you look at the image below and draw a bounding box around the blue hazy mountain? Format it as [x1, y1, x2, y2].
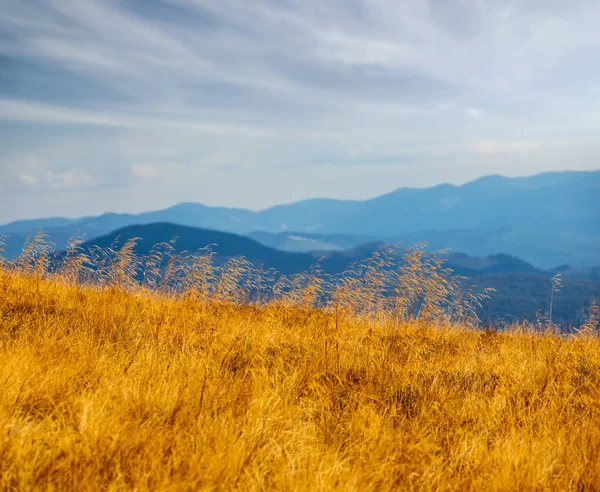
[46, 222, 599, 326]
[248, 226, 600, 269]
[59, 223, 552, 278]
[66, 223, 390, 276]
[1, 170, 599, 267]
[83, 223, 315, 274]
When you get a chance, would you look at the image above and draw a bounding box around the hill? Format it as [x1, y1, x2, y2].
[61, 223, 554, 279]
[26, 222, 600, 325]
[73, 222, 316, 275]
[247, 228, 600, 271]
[2, 170, 599, 268]
[1, 267, 599, 490]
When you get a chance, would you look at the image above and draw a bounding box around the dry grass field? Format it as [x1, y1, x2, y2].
[1, 237, 599, 490]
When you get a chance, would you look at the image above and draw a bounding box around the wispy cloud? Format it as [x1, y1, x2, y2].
[1, 0, 600, 221]
[0, 99, 276, 137]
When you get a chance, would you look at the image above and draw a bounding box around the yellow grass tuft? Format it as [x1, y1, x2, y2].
[1, 265, 600, 490]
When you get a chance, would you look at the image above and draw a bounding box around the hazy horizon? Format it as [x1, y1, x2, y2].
[2, 168, 597, 225]
[2, 0, 600, 223]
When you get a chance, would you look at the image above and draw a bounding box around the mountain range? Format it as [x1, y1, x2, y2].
[2, 170, 598, 268]
[30, 222, 595, 326]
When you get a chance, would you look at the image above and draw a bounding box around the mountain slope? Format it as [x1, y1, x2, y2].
[45, 222, 598, 325]
[73, 223, 316, 275]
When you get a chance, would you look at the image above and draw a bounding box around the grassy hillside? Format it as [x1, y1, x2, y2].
[1, 250, 600, 489]
[9, 227, 600, 325]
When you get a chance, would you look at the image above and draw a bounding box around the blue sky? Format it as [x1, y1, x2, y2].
[1, 0, 600, 223]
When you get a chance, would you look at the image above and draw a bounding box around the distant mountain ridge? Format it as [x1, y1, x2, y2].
[49, 222, 599, 326]
[69, 223, 547, 276]
[1, 170, 599, 268]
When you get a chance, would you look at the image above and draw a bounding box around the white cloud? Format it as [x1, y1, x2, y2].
[131, 162, 158, 179]
[19, 174, 38, 187]
[46, 169, 93, 190]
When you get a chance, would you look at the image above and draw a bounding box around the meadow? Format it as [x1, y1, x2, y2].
[1, 235, 599, 490]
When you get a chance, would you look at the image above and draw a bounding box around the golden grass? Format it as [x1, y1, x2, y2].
[1, 269, 600, 491]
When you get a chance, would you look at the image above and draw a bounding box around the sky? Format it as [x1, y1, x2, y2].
[1, 0, 600, 223]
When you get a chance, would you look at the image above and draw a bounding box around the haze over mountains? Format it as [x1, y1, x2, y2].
[62, 222, 542, 276]
[2, 169, 599, 326]
[40, 222, 595, 326]
[2, 170, 598, 268]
